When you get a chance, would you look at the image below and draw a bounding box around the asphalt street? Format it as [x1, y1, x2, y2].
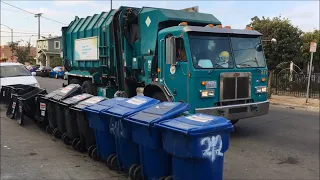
[1, 77, 319, 180]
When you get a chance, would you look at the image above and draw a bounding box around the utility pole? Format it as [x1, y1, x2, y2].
[34, 13, 43, 39]
[110, 0, 112, 10]
[306, 42, 317, 103]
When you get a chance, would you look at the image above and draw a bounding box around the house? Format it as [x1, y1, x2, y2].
[36, 36, 62, 66]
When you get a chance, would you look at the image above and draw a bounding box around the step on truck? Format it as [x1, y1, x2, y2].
[61, 6, 270, 124]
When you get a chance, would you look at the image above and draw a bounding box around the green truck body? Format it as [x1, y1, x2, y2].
[62, 6, 269, 122]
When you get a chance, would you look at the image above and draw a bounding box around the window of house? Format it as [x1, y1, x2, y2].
[175, 38, 186, 61]
[54, 41, 60, 49]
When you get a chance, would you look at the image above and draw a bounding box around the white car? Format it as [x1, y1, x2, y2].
[0, 62, 40, 88]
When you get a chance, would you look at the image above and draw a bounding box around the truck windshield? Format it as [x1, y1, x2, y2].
[189, 36, 234, 69]
[231, 36, 266, 68]
[189, 34, 265, 69]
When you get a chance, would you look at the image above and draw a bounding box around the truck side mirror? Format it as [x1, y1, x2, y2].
[166, 37, 176, 65]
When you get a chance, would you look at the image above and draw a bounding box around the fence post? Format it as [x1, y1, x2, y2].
[268, 70, 273, 98]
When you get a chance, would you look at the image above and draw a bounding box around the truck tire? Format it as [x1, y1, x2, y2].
[81, 80, 97, 95]
[69, 78, 81, 85]
[152, 92, 167, 102]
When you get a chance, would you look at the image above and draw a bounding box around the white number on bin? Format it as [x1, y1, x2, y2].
[126, 97, 147, 105]
[12, 102, 16, 108]
[41, 111, 45, 116]
[186, 114, 213, 122]
[201, 135, 223, 162]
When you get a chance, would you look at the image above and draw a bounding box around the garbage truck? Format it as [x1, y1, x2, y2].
[61, 6, 270, 124]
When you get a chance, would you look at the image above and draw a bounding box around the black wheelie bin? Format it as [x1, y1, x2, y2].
[34, 88, 62, 130]
[46, 84, 81, 137]
[68, 96, 106, 154]
[6, 85, 35, 119]
[55, 93, 93, 143]
[14, 87, 47, 125]
[1, 84, 33, 106]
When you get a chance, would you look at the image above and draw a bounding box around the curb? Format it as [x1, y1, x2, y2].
[270, 102, 319, 112]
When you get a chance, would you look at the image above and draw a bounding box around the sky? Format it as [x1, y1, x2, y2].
[1, 0, 319, 46]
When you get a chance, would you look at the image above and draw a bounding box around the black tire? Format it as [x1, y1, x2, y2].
[129, 164, 139, 180]
[69, 78, 82, 85]
[88, 145, 96, 158]
[165, 176, 173, 180]
[53, 129, 61, 139]
[91, 148, 99, 161]
[81, 80, 97, 95]
[110, 156, 118, 170]
[76, 140, 85, 153]
[63, 133, 70, 145]
[231, 119, 239, 125]
[133, 166, 142, 180]
[106, 154, 115, 168]
[72, 138, 80, 150]
[152, 92, 167, 102]
[46, 125, 53, 134]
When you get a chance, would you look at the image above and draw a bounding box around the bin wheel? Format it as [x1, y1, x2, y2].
[110, 156, 118, 170]
[46, 125, 53, 134]
[106, 154, 115, 168]
[164, 176, 173, 180]
[62, 133, 70, 145]
[133, 166, 143, 180]
[72, 138, 80, 150]
[91, 148, 99, 161]
[159, 177, 167, 180]
[76, 140, 85, 153]
[53, 129, 62, 139]
[88, 145, 96, 158]
[17, 118, 23, 126]
[129, 164, 139, 180]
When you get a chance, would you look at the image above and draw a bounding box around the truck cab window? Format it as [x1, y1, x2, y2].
[176, 38, 186, 61]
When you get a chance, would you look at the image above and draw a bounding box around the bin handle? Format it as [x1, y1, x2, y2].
[123, 118, 150, 128]
[156, 124, 189, 135]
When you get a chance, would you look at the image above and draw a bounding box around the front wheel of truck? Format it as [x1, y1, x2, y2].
[81, 80, 97, 95]
[152, 92, 167, 102]
[231, 119, 239, 125]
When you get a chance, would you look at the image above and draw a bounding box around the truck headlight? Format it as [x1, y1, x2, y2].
[200, 89, 214, 98]
[256, 86, 267, 93]
[33, 83, 40, 88]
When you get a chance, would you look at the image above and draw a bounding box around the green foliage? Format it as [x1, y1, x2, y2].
[10, 40, 33, 64]
[247, 15, 303, 70]
[50, 57, 63, 67]
[300, 30, 320, 71]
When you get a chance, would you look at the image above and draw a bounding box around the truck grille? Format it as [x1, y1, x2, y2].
[220, 72, 251, 101]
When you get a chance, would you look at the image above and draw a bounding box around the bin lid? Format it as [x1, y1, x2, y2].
[101, 96, 159, 118]
[84, 97, 128, 114]
[156, 113, 233, 136]
[44, 88, 62, 99]
[51, 84, 81, 101]
[71, 96, 106, 110]
[61, 93, 93, 106]
[124, 102, 189, 126]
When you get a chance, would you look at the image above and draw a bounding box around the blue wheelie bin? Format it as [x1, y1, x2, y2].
[101, 96, 159, 175]
[156, 113, 234, 180]
[124, 102, 189, 180]
[84, 97, 128, 164]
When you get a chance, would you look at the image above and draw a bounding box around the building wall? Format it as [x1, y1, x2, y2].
[48, 37, 62, 53]
[0, 45, 13, 60]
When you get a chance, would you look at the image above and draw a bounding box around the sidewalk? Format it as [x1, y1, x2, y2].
[269, 95, 319, 111]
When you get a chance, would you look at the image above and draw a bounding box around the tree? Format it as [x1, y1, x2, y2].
[247, 15, 303, 70]
[9, 40, 33, 64]
[50, 57, 62, 67]
[300, 30, 320, 72]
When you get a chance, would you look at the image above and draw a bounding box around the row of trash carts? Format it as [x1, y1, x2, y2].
[0, 84, 234, 180]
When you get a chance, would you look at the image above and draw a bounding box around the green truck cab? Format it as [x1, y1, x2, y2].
[62, 6, 269, 123]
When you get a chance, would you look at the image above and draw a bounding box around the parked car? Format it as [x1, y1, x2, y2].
[27, 65, 40, 73]
[49, 66, 65, 79]
[35, 66, 52, 77]
[0, 62, 40, 88]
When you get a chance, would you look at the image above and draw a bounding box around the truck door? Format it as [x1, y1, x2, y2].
[162, 37, 189, 103]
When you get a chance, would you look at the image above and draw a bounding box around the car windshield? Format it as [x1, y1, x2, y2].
[189, 35, 234, 69]
[231, 36, 266, 68]
[189, 34, 265, 69]
[0, 65, 31, 78]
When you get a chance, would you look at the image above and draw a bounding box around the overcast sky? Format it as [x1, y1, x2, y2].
[1, 0, 319, 46]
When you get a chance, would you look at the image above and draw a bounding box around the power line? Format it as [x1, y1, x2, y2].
[1, 0, 36, 15]
[1, 1, 68, 25]
[1, 8, 31, 14]
[1, 30, 56, 35]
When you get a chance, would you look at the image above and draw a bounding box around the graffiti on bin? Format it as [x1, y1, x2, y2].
[200, 135, 223, 162]
[109, 118, 126, 138]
